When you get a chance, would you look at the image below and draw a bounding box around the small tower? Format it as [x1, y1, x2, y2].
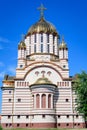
[18, 41, 26, 68]
[59, 37, 68, 60]
[59, 37, 69, 70]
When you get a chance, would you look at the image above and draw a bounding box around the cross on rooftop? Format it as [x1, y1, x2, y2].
[38, 4, 47, 18]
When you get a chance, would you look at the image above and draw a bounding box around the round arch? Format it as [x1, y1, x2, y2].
[24, 65, 63, 80]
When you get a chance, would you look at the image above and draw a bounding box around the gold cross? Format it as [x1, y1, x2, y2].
[21, 34, 25, 41]
[38, 4, 47, 18]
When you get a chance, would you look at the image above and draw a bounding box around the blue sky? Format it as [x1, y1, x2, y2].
[0, 0, 87, 113]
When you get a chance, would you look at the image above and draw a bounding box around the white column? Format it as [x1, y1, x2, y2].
[46, 93, 48, 109]
[37, 33, 40, 53]
[31, 35, 34, 53]
[24, 49, 26, 59]
[49, 34, 53, 53]
[54, 36, 58, 55]
[59, 49, 63, 59]
[35, 34, 37, 53]
[34, 94, 36, 108]
[25, 36, 29, 55]
[18, 50, 21, 59]
[40, 93, 42, 108]
[21, 49, 24, 58]
[51, 94, 53, 108]
[43, 33, 47, 53]
[66, 50, 68, 59]
[64, 49, 68, 59]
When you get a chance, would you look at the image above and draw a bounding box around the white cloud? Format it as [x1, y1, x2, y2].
[0, 37, 10, 43]
[0, 71, 5, 78]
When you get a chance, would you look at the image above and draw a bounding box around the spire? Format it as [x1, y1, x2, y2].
[18, 34, 26, 50]
[37, 4, 47, 18]
[62, 35, 65, 43]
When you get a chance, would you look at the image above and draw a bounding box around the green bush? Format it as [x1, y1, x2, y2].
[0, 126, 3, 130]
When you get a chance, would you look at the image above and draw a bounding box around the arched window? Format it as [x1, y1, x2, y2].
[17, 82, 19, 86]
[42, 94, 46, 108]
[41, 44, 43, 52]
[48, 94, 51, 108]
[32, 95, 34, 108]
[29, 46, 31, 54]
[47, 44, 50, 53]
[62, 82, 64, 86]
[41, 34, 43, 42]
[34, 44, 36, 53]
[36, 94, 40, 108]
[60, 82, 61, 86]
[53, 45, 55, 54]
[65, 82, 67, 86]
[47, 34, 49, 43]
[20, 82, 21, 86]
[27, 82, 29, 86]
[25, 82, 26, 86]
[67, 82, 69, 86]
[34, 34, 36, 43]
[29, 36, 31, 44]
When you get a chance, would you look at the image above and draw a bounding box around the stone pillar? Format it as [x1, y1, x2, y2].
[46, 93, 48, 108]
[31, 35, 34, 53]
[59, 49, 63, 59]
[54, 36, 58, 55]
[18, 50, 21, 59]
[25, 36, 30, 55]
[37, 33, 40, 53]
[43, 33, 47, 53]
[34, 94, 36, 108]
[64, 49, 68, 59]
[49, 34, 53, 53]
[51, 94, 53, 108]
[40, 94, 42, 108]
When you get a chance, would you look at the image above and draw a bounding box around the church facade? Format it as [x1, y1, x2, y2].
[1, 5, 85, 128]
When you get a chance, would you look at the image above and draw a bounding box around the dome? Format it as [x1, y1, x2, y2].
[18, 41, 26, 49]
[27, 17, 59, 36]
[29, 77, 57, 88]
[59, 38, 68, 49]
[34, 77, 52, 85]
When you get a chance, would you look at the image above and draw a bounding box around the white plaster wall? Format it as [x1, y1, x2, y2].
[25, 67, 62, 85]
[2, 89, 14, 114]
[13, 116, 31, 123]
[32, 115, 56, 123]
[74, 116, 84, 123]
[14, 88, 33, 114]
[59, 50, 63, 59]
[1, 116, 12, 123]
[57, 116, 73, 123]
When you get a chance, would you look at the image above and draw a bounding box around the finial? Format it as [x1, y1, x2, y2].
[37, 4, 47, 18]
[62, 35, 65, 42]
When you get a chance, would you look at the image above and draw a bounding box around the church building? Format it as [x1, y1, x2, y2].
[1, 4, 85, 128]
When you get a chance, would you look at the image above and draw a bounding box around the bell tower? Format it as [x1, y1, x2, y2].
[17, 40, 26, 68]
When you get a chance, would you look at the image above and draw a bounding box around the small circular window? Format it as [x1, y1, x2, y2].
[63, 65, 66, 68]
[20, 65, 23, 68]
